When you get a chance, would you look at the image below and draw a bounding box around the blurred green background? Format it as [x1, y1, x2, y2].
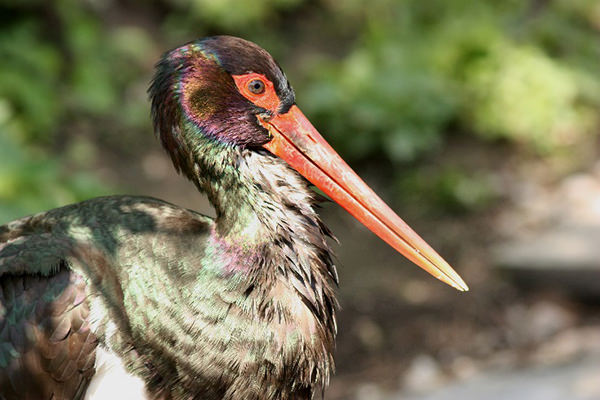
[2, 0, 599, 219]
[1, 0, 600, 398]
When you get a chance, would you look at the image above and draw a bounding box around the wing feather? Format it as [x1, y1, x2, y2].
[0, 195, 213, 399]
[0, 260, 97, 400]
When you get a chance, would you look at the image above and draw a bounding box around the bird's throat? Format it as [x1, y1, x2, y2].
[190, 138, 317, 246]
[183, 139, 340, 391]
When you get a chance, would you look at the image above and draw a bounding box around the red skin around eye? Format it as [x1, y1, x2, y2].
[232, 73, 280, 113]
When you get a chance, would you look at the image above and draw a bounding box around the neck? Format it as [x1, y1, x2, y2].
[189, 135, 339, 314]
[189, 136, 316, 243]
[186, 136, 340, 392]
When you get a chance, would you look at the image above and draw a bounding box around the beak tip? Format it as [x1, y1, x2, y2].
[451, 277, 469, 292]
[431, 260, 469, 292]
[437, 269, 469, 292]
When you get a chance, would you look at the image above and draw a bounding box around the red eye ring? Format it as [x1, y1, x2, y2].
[233, 73, 280, 112]
[248, 79, 265, 94]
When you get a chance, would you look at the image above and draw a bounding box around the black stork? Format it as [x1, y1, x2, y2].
[0, 36, 467, 400]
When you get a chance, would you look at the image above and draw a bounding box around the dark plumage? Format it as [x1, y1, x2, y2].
[0, 35, 466, 400]
[0, 36, 337, 399]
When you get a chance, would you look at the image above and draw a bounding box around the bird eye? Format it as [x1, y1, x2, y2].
[248, 79, 265, 94]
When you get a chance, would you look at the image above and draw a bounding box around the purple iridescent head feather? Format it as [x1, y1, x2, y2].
[148, 36, 295, 180]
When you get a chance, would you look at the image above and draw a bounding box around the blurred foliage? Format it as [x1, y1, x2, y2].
[0, 0, 599, 220]
[396, 167, 498, 214]
[302, 0, 600, 158]
[186, 0, 301, 30]
[0, 129, 107, 223]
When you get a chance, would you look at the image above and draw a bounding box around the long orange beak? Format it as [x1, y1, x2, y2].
[261, 105, 468, 291]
